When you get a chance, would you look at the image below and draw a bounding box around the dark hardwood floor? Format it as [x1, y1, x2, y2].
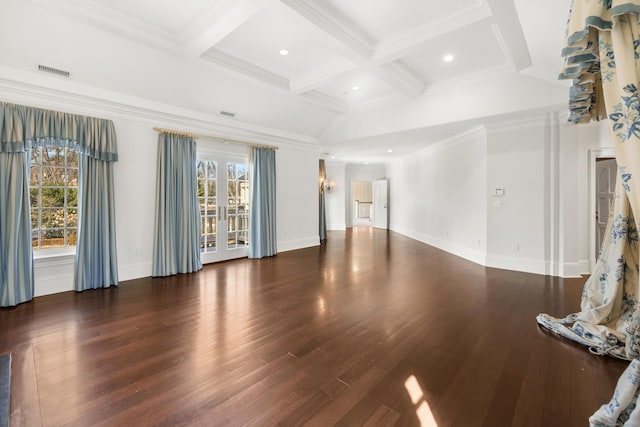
[1, 227, 628, 426]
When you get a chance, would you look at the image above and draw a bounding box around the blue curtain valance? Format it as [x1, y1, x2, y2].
[0, 102, 118, 162]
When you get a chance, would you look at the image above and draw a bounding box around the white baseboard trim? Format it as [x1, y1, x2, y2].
[327, 223, 346, 231]
[390, 225, 587, 278]
[278, 236, 320, 253]
[119, 262, 153, 282]
[390, 226, 487, 266]
[34, 273, 74, 297]
[485, 254, 547, 276]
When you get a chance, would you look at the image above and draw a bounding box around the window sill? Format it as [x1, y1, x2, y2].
[34, 249, 75, 268]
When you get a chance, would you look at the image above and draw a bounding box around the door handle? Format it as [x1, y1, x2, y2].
[218, 206, 222, 221]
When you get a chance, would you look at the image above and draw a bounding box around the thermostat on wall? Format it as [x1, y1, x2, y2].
[491, 187, 505, 196]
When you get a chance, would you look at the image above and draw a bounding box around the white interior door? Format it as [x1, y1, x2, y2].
[595, 158, 617, 258]
[197, 156, 250, 264]
[372, 179, 388, 229]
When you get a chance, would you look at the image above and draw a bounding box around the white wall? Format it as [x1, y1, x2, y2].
[387, 128, 488, 265]
[345, 164, 386, 227]
[485, 125, 548, 273]
[324, 161, 347, 230]
[4, 85, 320, 297]
[385, 116, 614, 278]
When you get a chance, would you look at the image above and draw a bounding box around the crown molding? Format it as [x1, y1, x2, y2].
[373, 1, 493, 64]
[483, 108, 568, 133]
[24, 0, 182, 47]
[202, 49, 289, 90]
[289, 59, 357, 94]
[0, 66, 319, 151]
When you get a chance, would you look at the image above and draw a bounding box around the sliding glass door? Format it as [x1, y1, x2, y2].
[197, 155, 249, 263]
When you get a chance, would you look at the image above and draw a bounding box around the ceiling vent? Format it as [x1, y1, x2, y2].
[37, 64, 71, 78]
[218, 110, 236, 119]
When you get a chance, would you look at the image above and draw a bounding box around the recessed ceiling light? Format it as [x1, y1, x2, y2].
[331, 155, 336, 159]
[443, 54, 454, 62]
[365, 162, 369, 165]
[279, 49, 289, 56]
[352, 86, 360, 91]
[387, 149, 393, 153]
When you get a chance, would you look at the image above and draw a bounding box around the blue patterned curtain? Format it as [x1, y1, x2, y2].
[536, 1, 640, 424]
[0, 102, 119, 305]
[249, 147, 277, 258]
[152, 132, 202, 276]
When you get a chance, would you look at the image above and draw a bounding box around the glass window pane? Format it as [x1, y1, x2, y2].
[41, 208, 64, 229]
[206, 234, 216, 251]
[67, 188, 78, 208]
[66, 150, 78, 168]
[66, 168, 78, 186]
[41, 228, 64, 249]
[208, 161, 216, 179]
[67, 208, 78, 228]
[44, 147, 63, 166]
[206, 216, 216, 234]
[30, 147, 41, 165]
[197, 179, 204, 197]
[207, 197, 216, 209]
[228, 216, 236, 232]
[227, 163, 235, 180]
[236, 164, 248, 181]
[228, 182, 236, 201]
[41, 187, 64, 208]
[196, 160, 205, 179]
[31, 210, 39, 231]
[42, 166, 64, 186]
[30, 166, 40, 186]
[227, 232, 237, 248]
[66, 228, 77, 246]
[29, 188, 40, 208]
[207, 181, 216, 198]
[238, 231, 248, 246]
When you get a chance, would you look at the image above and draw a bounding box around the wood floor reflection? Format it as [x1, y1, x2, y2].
[1, 227, 628, 426]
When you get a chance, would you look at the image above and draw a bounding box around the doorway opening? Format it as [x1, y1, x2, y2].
[588, 148, 616, 270]
[350, 179, 388, 229]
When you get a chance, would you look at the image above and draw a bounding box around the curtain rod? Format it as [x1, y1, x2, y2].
[152, 127, 278, 150]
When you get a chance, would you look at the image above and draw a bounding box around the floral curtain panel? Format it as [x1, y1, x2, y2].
[536, 1, 640, 424]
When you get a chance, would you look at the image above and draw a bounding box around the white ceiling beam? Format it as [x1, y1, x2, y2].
[183, 0, 262, 58]
[372, 3, 493, 65]
[289, 59, 358, 94]
[485, 0, 532, 70]
[300, 91, 351, 114]
[202, 49, 289, 90]
[256, 0, 426, 97]
[202, 49, 349, 114]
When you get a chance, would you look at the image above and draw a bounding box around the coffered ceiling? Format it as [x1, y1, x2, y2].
[12, 0, 571, 159]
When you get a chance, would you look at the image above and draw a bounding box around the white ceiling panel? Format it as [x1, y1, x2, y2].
[100, 0, 224, 35]
[323, 0, 480, 42]
[315, 68, 397, 106]
[401, 22, 508, 84]
[214, 9, 350, 79]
